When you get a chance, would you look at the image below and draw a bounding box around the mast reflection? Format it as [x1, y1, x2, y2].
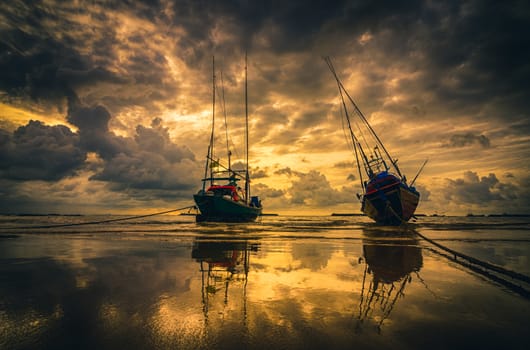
[357, 229, 423, 332]
[191, 239, 259, 326]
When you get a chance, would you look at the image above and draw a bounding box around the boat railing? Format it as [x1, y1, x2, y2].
[364, 146, 389, 175]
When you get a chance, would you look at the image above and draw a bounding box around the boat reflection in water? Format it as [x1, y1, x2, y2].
[191, 239, 260, 325]
[357, 229, 423, 333]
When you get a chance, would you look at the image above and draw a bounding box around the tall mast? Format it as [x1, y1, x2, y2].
[203, 56, 216, 191]
[245, 52, 250, 203]
[210, 56, 216, 187]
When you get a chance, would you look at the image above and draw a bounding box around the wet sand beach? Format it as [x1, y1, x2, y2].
[1, 215, 529, 349]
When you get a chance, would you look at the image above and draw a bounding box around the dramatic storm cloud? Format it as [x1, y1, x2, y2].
[0, 120, 85, 181]
[445, 171, 517, 204]
[0, 102, 199, 213]
[0, 0, 529, 214]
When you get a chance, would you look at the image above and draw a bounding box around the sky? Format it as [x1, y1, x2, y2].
[1, 0, 529, 216]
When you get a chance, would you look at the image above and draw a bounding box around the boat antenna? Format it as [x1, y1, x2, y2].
[245, 52, 250, 203]
[410, 159, 428, 186]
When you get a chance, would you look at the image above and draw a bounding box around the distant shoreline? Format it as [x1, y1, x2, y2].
[330, 213, 365, 216]
[179, 213, 279, 216]
[330, 213, 530, 217]
[0, 213, 84, 216]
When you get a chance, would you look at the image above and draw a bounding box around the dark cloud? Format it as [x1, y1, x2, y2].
[282, 169, 355, 206]
[252, 183, 284, 199]
[415, 2, 530, 122]
[0, 1, 174, 118]
[0, 24, 126, 110]
[444, 171, 518, 204]
[3, 0, 529, 124]
[315, 1, 530, 132]
[68, 104, 133, 159]
[334, 161, 353, 169]
[447, 133, 490, 148]
[255, 168, 357, 208]
[275, 167, 297, 177]
[0, 120, 85, 181]
[67, 105, 198, 191]
[0, 105, 199, 205]
[250, 166, 268, 179]
[0, 180, 40, 213]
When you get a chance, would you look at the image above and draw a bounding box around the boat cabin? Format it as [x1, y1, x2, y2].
[207, 185, 241, 201]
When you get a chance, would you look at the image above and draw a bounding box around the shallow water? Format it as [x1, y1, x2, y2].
[1, 215, 529, 349]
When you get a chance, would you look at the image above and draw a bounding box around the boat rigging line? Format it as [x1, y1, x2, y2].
[325, 56, 366, 190]
[324, 56, 403, 178]
[220, 70, 231, 169]
[0, 205, 197, 230]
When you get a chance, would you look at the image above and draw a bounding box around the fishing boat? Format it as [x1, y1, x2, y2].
[325, 57, 425, 225]
[193, 55, 262, 222]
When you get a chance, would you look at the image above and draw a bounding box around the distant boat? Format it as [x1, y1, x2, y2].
[325, 57, 424, 225]
[193, 55, 262, 222]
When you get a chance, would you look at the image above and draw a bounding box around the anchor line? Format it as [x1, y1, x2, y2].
[386, 204, 530, 283]
[385, 205, 530, 297]
[424, 246, 530, 300]
[0, 205, 198, 230]
[415, 230, 530, 285]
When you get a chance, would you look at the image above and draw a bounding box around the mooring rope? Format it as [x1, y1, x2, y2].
[424, 245, 530, 300]
[415, 230, 530, 284]
[0, 205, 197, 230]
[386, 204, 530, 285]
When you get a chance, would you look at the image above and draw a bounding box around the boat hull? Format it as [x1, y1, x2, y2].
[193, 193, 262, 223]
[362, 182, 419, 225]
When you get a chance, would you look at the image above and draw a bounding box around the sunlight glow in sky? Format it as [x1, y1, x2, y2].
[1, 0, 529, 215]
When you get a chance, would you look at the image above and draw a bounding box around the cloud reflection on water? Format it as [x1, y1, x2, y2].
[1, 223, 529, 349]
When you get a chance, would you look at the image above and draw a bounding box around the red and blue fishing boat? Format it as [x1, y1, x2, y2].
[193, 55, 262, 222]
[325, 57, 425, 225]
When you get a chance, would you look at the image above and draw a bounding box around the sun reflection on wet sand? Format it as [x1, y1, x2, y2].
[1, 216, 530, 349]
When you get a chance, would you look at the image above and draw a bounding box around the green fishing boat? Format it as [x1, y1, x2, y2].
[193, 55, 262, 223]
